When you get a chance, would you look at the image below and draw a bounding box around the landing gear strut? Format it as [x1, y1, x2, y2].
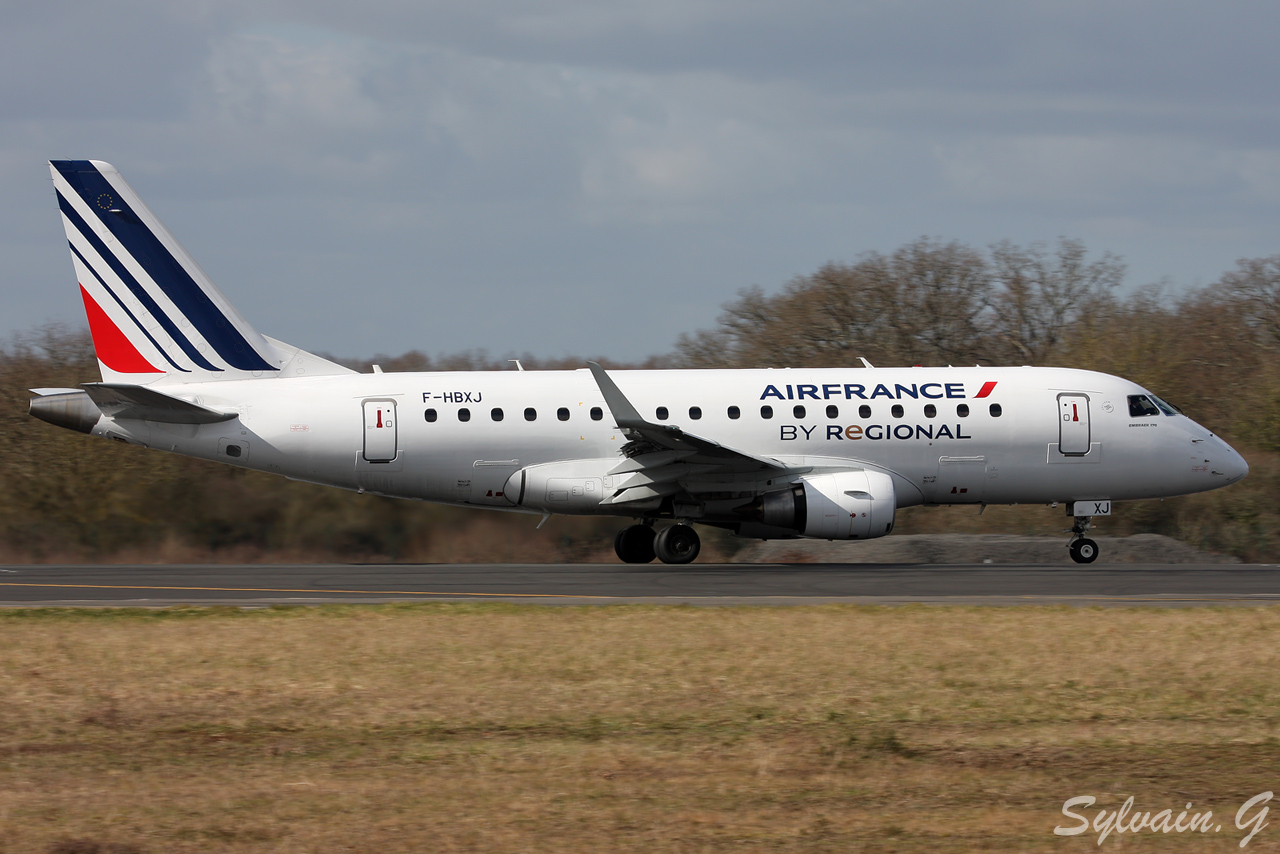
[1068, 516, 1099, 564]
[614, 523, 656, 564]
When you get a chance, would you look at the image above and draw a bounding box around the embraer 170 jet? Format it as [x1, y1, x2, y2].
[30, 161, 1249, 565]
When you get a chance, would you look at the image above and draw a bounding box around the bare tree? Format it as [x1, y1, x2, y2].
[1219, 255, 1280, 347]
[880, 238, 993, 365]
[989, 238, 1125, 364]
[677, 238, 994, 368]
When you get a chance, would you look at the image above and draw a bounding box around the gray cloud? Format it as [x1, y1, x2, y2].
[4, 1, 1279, 360]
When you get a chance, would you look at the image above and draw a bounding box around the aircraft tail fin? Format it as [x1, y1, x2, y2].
[48, 160, 353, 384]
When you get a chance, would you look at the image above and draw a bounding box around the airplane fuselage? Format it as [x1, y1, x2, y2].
[75, 365, 1246, 521]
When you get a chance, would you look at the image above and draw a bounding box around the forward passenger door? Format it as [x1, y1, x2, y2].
[1057, 393, 1091, 455]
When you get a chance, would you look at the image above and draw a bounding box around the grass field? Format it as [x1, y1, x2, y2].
[2, 604, 1279, 852]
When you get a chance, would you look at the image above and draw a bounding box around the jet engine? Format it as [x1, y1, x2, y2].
[737, 470, 896, 540]
[504, 459, 617, 513]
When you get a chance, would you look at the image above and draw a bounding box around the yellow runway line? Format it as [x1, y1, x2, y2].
[0, 581, 612, 599]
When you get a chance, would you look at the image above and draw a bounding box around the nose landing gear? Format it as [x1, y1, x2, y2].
[1067, 515, 1099, 564]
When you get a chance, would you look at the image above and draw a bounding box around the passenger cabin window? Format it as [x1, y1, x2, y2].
[590, 407, 603, 421]
[760, 405, 774, 419]
[458, 408, 471, 422]
[557, 407, 570, 421]
[826, 405, 839, 419]
[923, 404, 936, 418]
[524, 407, 537, 422]
[491, 408, 504, 422]
[1128, 395, 1161, 418]
[425, 408, 438, 423]
[858, 404, 871, 419]
[689, 406, 702, 420]
[891, 404, 904, 418]
[957, 404, 969, 418]
[656, 406, 669, 420]
[793, 405, 806, 418]
[989, 403, 1002, 417]
[728, 405, 741, 419]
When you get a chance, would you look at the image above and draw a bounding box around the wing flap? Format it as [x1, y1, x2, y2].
[607, 450, 694, 475]
[599, 483, 683, 506]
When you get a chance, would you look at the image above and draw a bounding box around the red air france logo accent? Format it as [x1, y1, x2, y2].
[974, 381, 998, 398]
[79, 285, 162, 374]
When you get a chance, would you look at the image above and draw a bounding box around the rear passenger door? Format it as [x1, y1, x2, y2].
[362, 399, 398, 463]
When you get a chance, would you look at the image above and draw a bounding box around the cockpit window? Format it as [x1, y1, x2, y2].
[1128, 395, 1161, 418]
[1150, 395, 1181, 416]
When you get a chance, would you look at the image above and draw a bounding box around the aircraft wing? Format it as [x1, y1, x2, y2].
[587, 362, 803, 505]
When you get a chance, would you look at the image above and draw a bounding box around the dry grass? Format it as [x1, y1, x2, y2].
[2, 605, 1279, 852]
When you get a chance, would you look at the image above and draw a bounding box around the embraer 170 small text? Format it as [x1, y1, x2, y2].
[31, 161, 1250, 564]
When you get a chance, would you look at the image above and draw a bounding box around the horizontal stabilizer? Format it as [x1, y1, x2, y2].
[82, 383, 237, 424]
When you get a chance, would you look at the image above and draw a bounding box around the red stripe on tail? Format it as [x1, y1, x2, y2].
[79, 285, 162, 374]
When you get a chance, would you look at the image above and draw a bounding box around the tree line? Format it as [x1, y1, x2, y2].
[2, 237, 1276, 562]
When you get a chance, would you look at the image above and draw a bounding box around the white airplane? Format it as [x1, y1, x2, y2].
[30, 160, 1249, 565]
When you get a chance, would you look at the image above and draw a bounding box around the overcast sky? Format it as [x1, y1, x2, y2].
[5, 1, 1279, 362]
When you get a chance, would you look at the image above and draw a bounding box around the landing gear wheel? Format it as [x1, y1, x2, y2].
[1069, 537, 1099, 564]
[614, 525, 656, 564]
[654, 524, 701, 565]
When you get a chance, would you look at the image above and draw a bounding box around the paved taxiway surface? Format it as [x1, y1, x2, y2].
[0, 563, 1278, 606]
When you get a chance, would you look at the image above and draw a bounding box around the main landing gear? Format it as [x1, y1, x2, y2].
[1068, 515, 1099, 564]
[614, 522, 702, 565]
[614, 524, 656, 564]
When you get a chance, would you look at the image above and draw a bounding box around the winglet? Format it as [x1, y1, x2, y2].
[585, 361, 792, 475]
[586, 361, 646, 429]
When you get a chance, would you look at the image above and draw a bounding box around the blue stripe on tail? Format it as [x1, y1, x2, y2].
[52, 161, 277, 372]
[57, 189, 220, 372]
[69, 242, 189, 372]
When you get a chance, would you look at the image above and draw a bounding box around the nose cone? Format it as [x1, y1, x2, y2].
[1217, 440, 1249, 485]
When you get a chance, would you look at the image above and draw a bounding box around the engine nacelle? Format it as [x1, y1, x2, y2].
[504, 459, 618, 513]
[741, 470, 896, 540]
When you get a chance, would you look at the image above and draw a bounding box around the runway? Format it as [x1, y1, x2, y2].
[1, 562, 1278, 606]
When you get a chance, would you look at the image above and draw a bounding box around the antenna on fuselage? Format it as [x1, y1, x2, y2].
[859, 358, 874, 369]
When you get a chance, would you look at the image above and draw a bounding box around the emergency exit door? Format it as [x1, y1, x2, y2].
[363, 400, 397, 463]
[1057, 393, 1091, 455]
